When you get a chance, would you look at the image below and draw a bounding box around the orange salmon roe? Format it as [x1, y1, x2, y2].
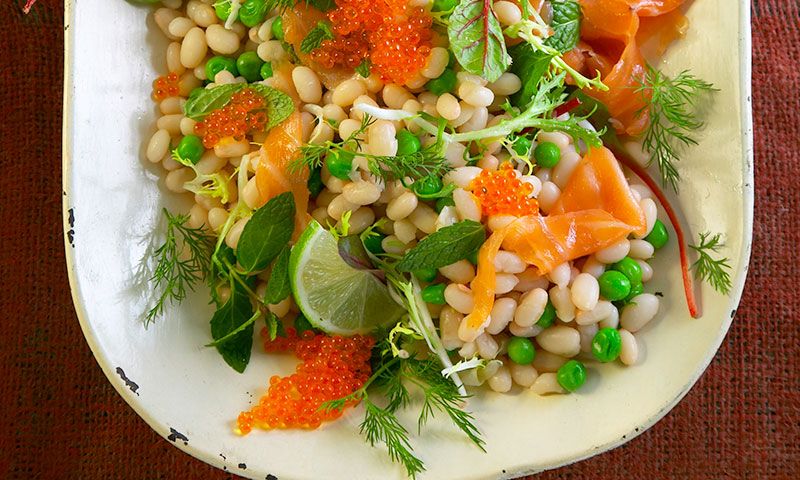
[469, 163, 540, 217]
[194, 89, 268, 148]
[152, 72, 180, 101]
[311, 0, 433, 85]
[236, 328, 375, 434]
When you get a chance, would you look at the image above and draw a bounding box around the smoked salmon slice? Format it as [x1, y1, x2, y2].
[551, 146, 647, 237]
[255, 111, 310, 237]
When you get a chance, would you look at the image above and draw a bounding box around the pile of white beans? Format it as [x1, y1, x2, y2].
[144, 0, 662, 396]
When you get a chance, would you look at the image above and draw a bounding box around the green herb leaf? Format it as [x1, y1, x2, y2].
[184, 84, 294, 130]
[361, 399, 426, 478]
[265, 311, 280, 341]
[545, 0, 582, 53]
[246, 84, 296, 129]
[689, 231, 732, 295]
[210, 282, 255, 373]
[305, 0, 336, 11]
[264, 246, 291, 304]
[355, 58, 371, 78]
[183, 84, 243, 120]
[236, 192, 295, 273]
[508, 43, 553, 109]
[448, 0, 511, 82]
[300, 21, 334, 54]
[396, 220, 486, 272]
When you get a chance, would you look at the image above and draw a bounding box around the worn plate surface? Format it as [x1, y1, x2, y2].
[63, 0, 752, 478]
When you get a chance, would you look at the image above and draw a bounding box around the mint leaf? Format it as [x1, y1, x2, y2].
[236, 192, 295, 273]
[448, 0, 511, 82]
[508, 43, 553, 108]
[355, 59, 371, 78]
[184, 84, 294, 129]
[396, 220, 486, 272]
[300, 21, 334, 54]
[545, 0, 582, 53]
[245, 84, 295, 129]
[265, 246, 291, 304]
[183, 84, 243, 120]
[210, 282, 255, 373]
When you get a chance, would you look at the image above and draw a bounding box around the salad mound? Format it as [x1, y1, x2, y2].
[138, 0, 732, 476]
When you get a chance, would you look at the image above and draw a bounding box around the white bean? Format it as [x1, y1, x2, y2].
[180, 27, 208, 68]
[488, 71, 522, 95]
[346, 207, 375, 235]
[242, 176, 261, 209]
[445, 141, 468, 167]
[408, 205, 438, 234]
[487, 214, 517, 231]
[381, 235, 406, 255]
[435, 206, 458, 230]
[368, 120, 398, 157]
[394, 219, 417, 244]
[459, 342, 478, 359]
[445, 284, 474, 315]
[214, 139, 249, 158]
[439, 260, 476, 284]
[619, 329, 639, 365]
[257, 40, 286, 62]
[165, 167, 194, 193]
[168, 17, 195, 38]
[537, 131, 571, 150]
[509, 321, 543, 338]
[514, 268, 550, 292]
[509, 362, 538, 387]
[620, 293, 659, 332]
[444, 166, 483, 188]
[382, 84, 414, 109]
[582, 255, 606, 278]
[598, 305, 620, 329]
[495, 274, 519, 295]
[552, 147, 582, 189]
[595, 239, 631, 264]
[494, 251, 526, 274]
[548, 262, 571, 288]
[487, 365, 512, 393]
[186, 0, 217, 27]
[458, 83, 494, 107]
[205, 24, 239, 54]
[290, 66, 322, 104]
[478, 154, 500, 171]
[571, 273, 600, 311]
[327, 194, 357, 221]
[207, 207, 229, 231]
[387, 191, 418, 221]
[440, 306, 465, 350]
[146, 129, 171, 163]
[453, 188, 482, 221]
[436, 93, 461, 121]
[531, 373, 566, 395]
[487, 297, 517, 335]
[224, 216, 249, 249]
[578, 323, 599, 354]
[532, 350, 567, 373]
[514, 288, 548, 327]
[156, 114, 183, 135]
[421, 47, 449, 79]
[536, 326, 580, 357]
[476, 333, 500, 360]
[637, 259, 654, 283]
[493, 1, 523, 26]
[629, 239, 655, 260]
[342, 181, 381, 206]
[154, 8, 180, 40]
[637, 198, 658, 238]
[549, 285, 575, 323]
[575, 300, 615, 326]
[538, 181, 561, 213]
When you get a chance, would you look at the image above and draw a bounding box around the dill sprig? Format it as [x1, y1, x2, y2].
[291, 114, 451, 182]
[636, 66, 717, 191]
[320, 352, 484, 478]
[689, 231, 733, 295]
[146, 209, 214, 325]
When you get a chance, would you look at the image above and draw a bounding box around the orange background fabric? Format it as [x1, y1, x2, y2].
[1, 1, 798, 478]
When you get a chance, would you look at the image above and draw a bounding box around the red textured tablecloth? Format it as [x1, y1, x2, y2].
[1, 1, 798, 478]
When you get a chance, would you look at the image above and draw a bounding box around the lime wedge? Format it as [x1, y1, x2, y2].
[289, 220, 405, 335]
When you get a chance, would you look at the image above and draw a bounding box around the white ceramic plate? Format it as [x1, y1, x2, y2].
[63, 1, 753, 479]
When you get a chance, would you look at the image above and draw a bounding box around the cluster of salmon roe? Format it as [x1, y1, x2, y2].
[311, 0, 433, 85]
[236, 328, 375, 434]
[194, 89, 268, 148]
[469, 163, 540, 217]
[152, 72, 180, 101]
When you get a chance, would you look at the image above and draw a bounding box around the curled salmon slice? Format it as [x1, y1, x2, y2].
[255, 111, 310, 237]
[551, 146, 647, 237]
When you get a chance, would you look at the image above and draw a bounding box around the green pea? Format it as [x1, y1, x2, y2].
[425, 69, 457, 95]
[507, 337, 536, 365]
[239, 0, 267, 28]
[432, 0, 458, 12]
[611, 257, 643, 285]
[325, 150, 354, 180]
[511, 136, 532, 156]
[435, 195, 455, 213]
[591, 328, 622, 363]
[415, 268, 438, 283]
[176, 135, 204, 164]
[421, 283, 446, 305]
[271, 16, 284, 41]
[534, 141, 561, 168]
[363, 232, 385, 254]
[413, 175, 443, 197]
[236, 51, 264, 82]
[598, 270, 632, 301]
[624, 282, 644, 303]
[645, 219, 669, 249]
[260, 62, 274, 80]
[205, 56, 238, 82]
[307, 166, 323, 197]
[556, 360, 587, 392]
[536, 300, 556, 328]
[467, 249, 479, 265]
[396, 130, 421, 155]
[294, 313, 314, 335]
[215, 0, 235, 22]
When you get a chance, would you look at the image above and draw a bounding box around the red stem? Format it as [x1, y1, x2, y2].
[610, 146, 700, 318]
[23, 0, 36, 14]
[554, 97, 582, 117]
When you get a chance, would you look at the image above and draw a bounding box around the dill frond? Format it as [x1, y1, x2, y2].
[689, 231, 733, 295]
